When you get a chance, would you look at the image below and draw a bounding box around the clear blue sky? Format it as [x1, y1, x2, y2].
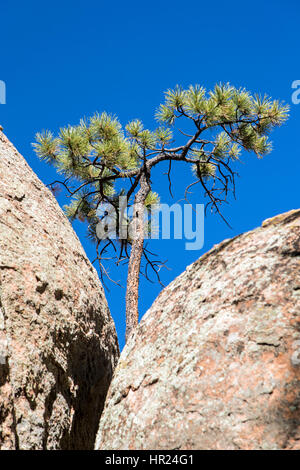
[1, 0, 299, 348]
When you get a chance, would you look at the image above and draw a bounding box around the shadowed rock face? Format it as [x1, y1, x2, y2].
[0, 131, 119, 449]
[96, 209, 300, 450]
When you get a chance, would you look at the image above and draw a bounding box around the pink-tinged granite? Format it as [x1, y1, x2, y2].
[96, 209, 300, 450]
[0, 131, 119, 449]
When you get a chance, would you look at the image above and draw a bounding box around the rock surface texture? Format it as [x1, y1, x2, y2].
[96, 209, 300, 450]
[0, 131, 119, 450]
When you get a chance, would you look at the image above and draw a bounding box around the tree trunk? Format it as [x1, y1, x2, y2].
[125, 175, 150, 342]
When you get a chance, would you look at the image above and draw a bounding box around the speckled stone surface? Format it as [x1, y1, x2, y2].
[0, 131, 119, 449]
[96, 209, 300, 450]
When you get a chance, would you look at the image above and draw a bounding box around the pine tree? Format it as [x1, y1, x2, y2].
[33, 83, 289, 341]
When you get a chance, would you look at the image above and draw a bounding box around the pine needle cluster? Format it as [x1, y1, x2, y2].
[33, 82, 288, 260]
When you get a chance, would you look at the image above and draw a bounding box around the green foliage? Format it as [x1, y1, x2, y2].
[155, 104, 176, 125]
[184, 85, 206, 115]
[193, 161, 216, 180]
[156, 82, 289, 159]
[138, 129, 156, 149]
[89, 112, 122, 140]
[33, 81, 289, 252]
[126, 119, 143, 138]
[144, 191, 160, 208]
[154, 127, 173, 145]
[33, 131, 58, 163]
[164, 85, 186, 109]
[63, 189, 94, 222]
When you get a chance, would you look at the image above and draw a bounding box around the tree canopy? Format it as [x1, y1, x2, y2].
[33, 82, 289, 339]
